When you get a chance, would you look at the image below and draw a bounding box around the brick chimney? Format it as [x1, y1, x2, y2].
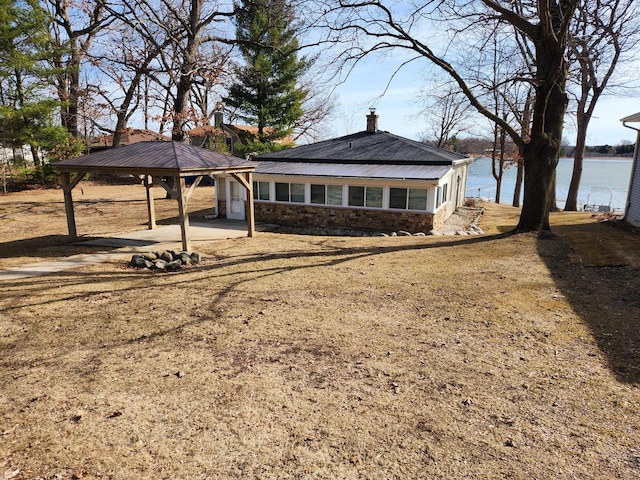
[214, 111, 224, 128]
[366, 108, 378, 133]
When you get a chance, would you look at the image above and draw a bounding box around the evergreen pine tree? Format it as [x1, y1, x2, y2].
[225, 0, 310, 143]
[0, 0, 73, 166]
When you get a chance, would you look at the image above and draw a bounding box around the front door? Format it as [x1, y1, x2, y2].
[226, 178, 245, 220]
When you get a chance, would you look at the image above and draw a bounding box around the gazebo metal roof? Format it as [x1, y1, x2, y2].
[56, 140, 256, 176]
[55, 141, 257, 251]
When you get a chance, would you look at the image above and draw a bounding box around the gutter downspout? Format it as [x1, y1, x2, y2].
[622, 121, 640, 222]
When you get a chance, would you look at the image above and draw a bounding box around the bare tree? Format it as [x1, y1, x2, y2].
[291, 77, 338, 142]
[419, 85, 472, 150]
[190, 45, 234, 126]
[45, 0, 110, 137]
[564, 0, 640, 211]
[98, 0, 235, 143]
[512, 89, 533, 207]
[314, 0, 579, 232]
[92, 0, 193, 146]
[160, 0, 233, 141]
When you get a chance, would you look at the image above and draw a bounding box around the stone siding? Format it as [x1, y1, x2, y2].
[254, 202, 436, 233]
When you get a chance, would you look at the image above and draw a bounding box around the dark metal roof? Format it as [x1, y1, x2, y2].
[55, 141, 256, 174]
[255, 130, 469, 165]
[255, 161, 451, 181]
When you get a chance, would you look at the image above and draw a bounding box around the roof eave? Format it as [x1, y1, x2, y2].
[621, 112, 640, 123]
[54, 165, 256, 176]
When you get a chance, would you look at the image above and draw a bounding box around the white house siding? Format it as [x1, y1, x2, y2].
[218, 171, 469, 232]
[251, 174, 441, 212]
[217, 161, 470, 233]
[625, 130, 640, 227]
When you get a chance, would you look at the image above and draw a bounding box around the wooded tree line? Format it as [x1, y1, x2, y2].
[1, 0, 639, 230]
[0, 0, 326, 163]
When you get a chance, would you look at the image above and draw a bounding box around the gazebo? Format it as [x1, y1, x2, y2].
[54, 141, 257, 251]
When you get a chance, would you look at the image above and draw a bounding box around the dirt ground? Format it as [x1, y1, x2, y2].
[1, 184, 640, 479]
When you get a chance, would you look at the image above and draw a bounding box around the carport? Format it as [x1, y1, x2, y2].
[54, 141, 257, 251]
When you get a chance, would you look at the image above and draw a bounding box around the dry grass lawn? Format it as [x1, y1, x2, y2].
[1, 183, 640, 479]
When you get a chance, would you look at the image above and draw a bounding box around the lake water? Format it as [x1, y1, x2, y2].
[466, 157, 634, 212]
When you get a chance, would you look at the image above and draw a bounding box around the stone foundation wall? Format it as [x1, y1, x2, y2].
[254, 202, 437, 233]
[432, 207, 447, 231]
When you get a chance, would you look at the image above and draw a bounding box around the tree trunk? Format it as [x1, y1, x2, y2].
[491, 126, 502, 203]
[30, 145, 41, 169]
[517, 137, 558, 231]
[517, 94, 567, 231]
[171, 0, 203, 143]
[512, 158, 523, 207]
[515, 28, 569, 232]
[565, 112, 589, 211]
[513, 92, 532, 208]
[549, 172, 560, 212]
[67, 60, 80, 137]
[112, 70, 148, 147]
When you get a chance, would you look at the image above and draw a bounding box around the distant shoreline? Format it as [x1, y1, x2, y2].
[471, 155, 633, 161]
[581, 156, 634, 161]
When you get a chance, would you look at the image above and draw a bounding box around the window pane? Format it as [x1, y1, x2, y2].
[258, 182, 269, 200]
[291, 183, 305, 203]
[348, 186, 365, 206]
[408, 188, 427, 210]
[310, 184, 326, 204]
[327, 185, 342, 205]
[275, 182, 289, 201]
[366, 186, 383, 208]
[389, 188, 407, 209]
[253, 181, 259, 199]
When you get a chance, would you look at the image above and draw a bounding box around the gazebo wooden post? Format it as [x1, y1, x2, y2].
[230, 171, 255, 237]
[175, 175, 190, 251]
[144, 175, 156, 229]
[60, 172, 78, 239]
[245, 171, 255, 237]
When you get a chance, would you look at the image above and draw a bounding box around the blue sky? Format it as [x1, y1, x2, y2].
[327, 56, 640, 147]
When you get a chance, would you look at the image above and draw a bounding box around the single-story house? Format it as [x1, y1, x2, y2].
[217, 110, 473, 233]
[621, 112, 640, 227]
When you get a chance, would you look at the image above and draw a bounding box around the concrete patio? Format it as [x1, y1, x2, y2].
[0, 220, 248, 281]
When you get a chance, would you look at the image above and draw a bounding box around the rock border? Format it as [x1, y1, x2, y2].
[130, 250, 203, 272]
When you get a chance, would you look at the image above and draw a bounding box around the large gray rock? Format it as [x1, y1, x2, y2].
[159, 250, 173, 262]
[131, 255, 151, 268]
[178, 252, 192, 266]
[165, 260, 182, 272]
[190, 252, 202, 263]
[153, 259, 168, 270]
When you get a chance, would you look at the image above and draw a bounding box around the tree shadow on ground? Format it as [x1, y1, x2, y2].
[0, 235, 117, 260]
[537, 223, 640, 384]
[0, 232, 513, 368]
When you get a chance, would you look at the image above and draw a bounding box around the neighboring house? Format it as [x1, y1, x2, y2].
[188, 112, 294, 156]
[219, 110, 473, 233]
[1, 146, 34, 166]
[621, 112, 640, 227]
[87, 129, 169, 152]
